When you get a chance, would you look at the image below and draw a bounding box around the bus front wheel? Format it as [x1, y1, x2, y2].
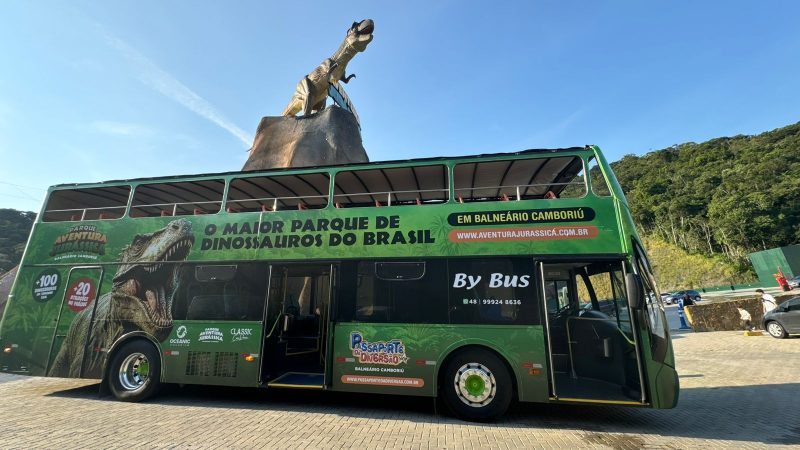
[107, 340, 161, 402]
[441, 348, 512, 421]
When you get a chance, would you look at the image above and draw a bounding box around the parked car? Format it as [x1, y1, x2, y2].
[763, 296, 800, 338]
[664, 290, 702, 305]
[788, 275, 800, 289]
[660, 292, 672, 301]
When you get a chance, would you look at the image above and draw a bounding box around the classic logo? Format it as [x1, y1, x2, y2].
[198, 327, 224, 343]
[350, 332, 408, 366]
[170, 325, 190, 346]
[50, 224, 108, 259]
[230, 327, 253, 343]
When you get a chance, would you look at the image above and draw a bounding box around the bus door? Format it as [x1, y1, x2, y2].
[46, 266, 104, 377]
[261, 263, 333, 389]
[539, 261, 644, 405]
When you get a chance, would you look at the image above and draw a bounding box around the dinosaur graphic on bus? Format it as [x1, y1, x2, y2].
[49, 219, 194, 378]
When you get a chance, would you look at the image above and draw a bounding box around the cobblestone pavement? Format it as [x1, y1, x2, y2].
[1, 331, 798, 449]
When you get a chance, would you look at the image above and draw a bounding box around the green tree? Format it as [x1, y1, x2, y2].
[0, 209, 36, 272]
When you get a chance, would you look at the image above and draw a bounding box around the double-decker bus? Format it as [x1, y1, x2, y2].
[0, 146, 677, 420]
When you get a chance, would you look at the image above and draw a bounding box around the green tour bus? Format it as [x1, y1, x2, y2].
[0, 145, 678, 420]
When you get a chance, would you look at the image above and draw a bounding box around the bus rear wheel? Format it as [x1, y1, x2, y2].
[107, 340, 161, 402]
[441, 348, 512, 422]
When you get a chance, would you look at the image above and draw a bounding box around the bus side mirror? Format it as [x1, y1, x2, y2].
[626, 273, 643, 309]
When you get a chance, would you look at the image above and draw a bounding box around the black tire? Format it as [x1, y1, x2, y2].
[107, 340, 161, 402]
[440, 348, 513, 422]
[766, 321, 788, 339]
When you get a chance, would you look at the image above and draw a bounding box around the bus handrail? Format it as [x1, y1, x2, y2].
[333, 188, 449, 206]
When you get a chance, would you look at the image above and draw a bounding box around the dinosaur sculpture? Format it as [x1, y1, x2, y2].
[282, 19, 374, 117]
[49, 219, 194, 378]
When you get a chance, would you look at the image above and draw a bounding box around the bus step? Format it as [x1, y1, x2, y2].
[268, 372, 324, 389]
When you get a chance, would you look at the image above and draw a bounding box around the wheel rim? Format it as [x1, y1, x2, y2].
[454, 362, 496, 407]
[767, 322, 783, 337]
[118, 352, 150, 391]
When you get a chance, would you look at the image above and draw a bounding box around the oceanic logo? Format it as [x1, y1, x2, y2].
[350, 332, 408, 365]
[50, 225, 108, 258]
[198, 327, 224, 343]
[170, 325, 190, 346]
[230, 328, 252, 343]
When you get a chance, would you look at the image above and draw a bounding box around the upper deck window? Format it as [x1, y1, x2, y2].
[42, 186, 130, 222]
[130, 180, 224, 217]
[227, 173, 330, 212]
[588, 156, 611, 197]
[453, 156, 586, 203]
[333, 165, 448, 208]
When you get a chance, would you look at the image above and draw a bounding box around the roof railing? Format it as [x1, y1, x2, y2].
[43, 205, 127, 222]
[332, 188, 449, 207]
[226, 194, 329, 212]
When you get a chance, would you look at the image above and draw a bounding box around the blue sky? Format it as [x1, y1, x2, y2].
[1, 1, 799, 212]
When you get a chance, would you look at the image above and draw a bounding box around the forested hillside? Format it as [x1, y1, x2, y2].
[612, 122, 800, 273]
[0, 209, 36, 274]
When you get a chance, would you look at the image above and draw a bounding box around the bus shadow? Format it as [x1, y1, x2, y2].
[504, 383, 800, 446]
[46, 382, 800, 446]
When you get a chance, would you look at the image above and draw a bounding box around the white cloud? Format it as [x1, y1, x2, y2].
[102, 33, 253, 148]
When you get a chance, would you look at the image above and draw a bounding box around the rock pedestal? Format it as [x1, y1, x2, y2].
[242, 106, 368, 171]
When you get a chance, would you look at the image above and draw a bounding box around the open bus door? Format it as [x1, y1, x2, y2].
[261, 263, 334, 389]
[539, 260, 645, 405]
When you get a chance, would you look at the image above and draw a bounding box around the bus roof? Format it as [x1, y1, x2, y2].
[50, 146, 593, 189]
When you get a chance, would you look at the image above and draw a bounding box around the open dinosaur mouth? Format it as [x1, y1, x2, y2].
[356, 20, 374, 36]
[124, 237, 193, 327]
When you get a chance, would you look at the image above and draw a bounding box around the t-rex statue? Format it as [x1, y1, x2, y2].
[282, 19, 374, 117]
[49, 219, 194, 378]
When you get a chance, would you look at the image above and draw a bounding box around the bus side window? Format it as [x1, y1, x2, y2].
[588, 156, 611, 197]
[172, 263, 268, 321]
[337, 260, 449, 324]
[449, 258, 539, 325]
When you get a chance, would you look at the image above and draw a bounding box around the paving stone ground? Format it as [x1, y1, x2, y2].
[0, 331, 798, 449]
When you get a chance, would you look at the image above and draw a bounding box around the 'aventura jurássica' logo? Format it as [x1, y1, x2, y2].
[350, 332, 408, 365]
[50, 225, 108, 259]
[199, 327, 224, 343]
